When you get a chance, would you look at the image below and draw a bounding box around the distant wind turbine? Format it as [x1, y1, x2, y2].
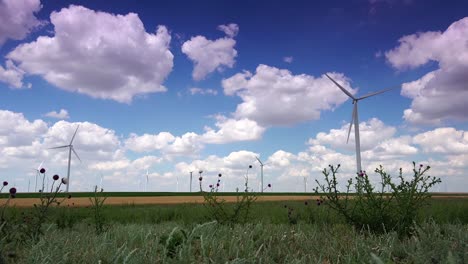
[303, 176, 307, 193]
[189, 171, 193, 192]
[255, 157, 267, 192]
[325, 74, 397, 173]
[99, 172, 104, 190]
[49, 125, 81, 192]
[33, 161, 44, 192]
[146, 170, 149, 192]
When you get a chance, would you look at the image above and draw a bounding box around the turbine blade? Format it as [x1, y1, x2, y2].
[71, 147, 81, 162]
[347, 104, 357, 144]
[255, 156, 263, 165]
[37, 161, 44, 170]
[325, 73, 356, 100]
[358, 86, 399, 100]
[49, 145, 69, 149]
[70, 125, 80, 144]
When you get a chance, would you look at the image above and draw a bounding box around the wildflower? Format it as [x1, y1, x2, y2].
[2, 181, 7, 186]
[209, 184, 213, 188]
[199, 176, 203, 181]
[198, 170, 203, 174]
[216, 183, 220, 187]
[249, 165, 252, 169]
[53, 174, 59, 181]
[68, 195, 72, 199]
[218, 173, 222, 177]
[9, 187, 17, 195]
[304, 201, 308, 206]
[267, 183, 271, 188]
[420, 164, 423, 167]
[40, 168, 46, 174]
[61, 177, 68, 185]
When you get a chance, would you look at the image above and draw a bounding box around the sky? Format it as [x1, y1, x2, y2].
[0, 0, 467, 193]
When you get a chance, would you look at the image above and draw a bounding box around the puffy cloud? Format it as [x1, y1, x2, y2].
[0, 60, 28, 88]
[217, 23, 239, 38]
[0, 110, 47, 147]
[125, 132, 175, 152]
[201, 117, 265, 144]
[0, 0, 42, 45]
[189, 87, 218, 95]
[362, 136, 418, 160]
[44, 109, 69, 119]
[385, 17, 468, 124]
[182, 24, 238, 80]
[6, 5, 173, 103]
[222, 65, 356, 126]
[309, 118, 396, 151]
[283, 56, 293, 63]
[126, 117, 265, 155]
[413, 127, 468, 154]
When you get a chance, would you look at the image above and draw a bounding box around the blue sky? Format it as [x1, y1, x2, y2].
[0, 0, 467, 193]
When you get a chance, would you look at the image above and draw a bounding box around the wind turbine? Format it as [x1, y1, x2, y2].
[303, 176, 307, 193]
[145, 170, 149, 192]
[176, 174, 179, 192]
[189, 171, 193, 192]
[325, 74, 397, 173]
[99, 172, 104, 190]
[49, 125, 81, 192]
[255, 157, 267, 192]
[33, 161, 44, 192]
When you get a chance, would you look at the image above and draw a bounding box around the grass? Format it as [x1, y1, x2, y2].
[2, 198, 467, 263]
[6, 221, 468, 263]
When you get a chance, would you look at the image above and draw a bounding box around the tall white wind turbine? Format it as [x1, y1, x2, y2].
[325, 74, 397, 173]
[33, 161, 44, 192]
[255, 157, 266, 193]
[145, 170, 149, 192]
[49, 125, 81, 192]
[189, 171, 193, 192]
[99, 172, 104, 190]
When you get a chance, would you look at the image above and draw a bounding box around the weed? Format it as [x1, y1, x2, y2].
[89, 185, 108, 234]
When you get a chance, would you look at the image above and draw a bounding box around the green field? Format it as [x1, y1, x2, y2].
[1, 197, 467, 263]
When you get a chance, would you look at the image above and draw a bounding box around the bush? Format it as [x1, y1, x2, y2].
[315, 162, 441, 235]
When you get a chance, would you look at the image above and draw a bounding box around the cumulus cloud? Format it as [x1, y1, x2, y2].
[0, 0, 43, 46]
[0, 110, 47, 147]
[413, 127, 468, 154]
[125, 117, 265, 155]
[385, 17, 468, 124]
[189, 87, 218, 95]
[222, 65, 356, 126]
[309, 118, 396, 151]
[182, 24, 238, 80]
[6, 5, 173, 103]
[0, 60, 28, 88]
[44, 109, 69, 119]
[201, 117, 265, 144]
[217, 23, 239, 38]
[283, 56, 293, 63]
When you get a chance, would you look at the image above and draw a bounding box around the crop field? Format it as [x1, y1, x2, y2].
[1, 192, 467, 263]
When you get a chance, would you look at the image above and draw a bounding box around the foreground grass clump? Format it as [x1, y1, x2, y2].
[6, 221, 466, 263]
[315, 162, 441, 235]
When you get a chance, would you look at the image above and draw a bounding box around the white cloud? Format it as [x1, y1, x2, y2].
[283, 56, 293, 63]
[222, 65, 357, 126]
[413, 127, 468, 154]
[0, 0, 43, 45]
[0, 110, 47, 147]
[385, 17, 468, 124]
[125, 117, 265, 155]
[0, 60, 27, 88]
[125, 132, 176, 152]
[201, 117, 265, 144]
[217, 23, 239, 38]
[6, 5, 173, 103]
[182, 24, 238, 81]
[44, 109, 69, 119]
[309, 118, 397, 151]
[189, 87, 218, 95]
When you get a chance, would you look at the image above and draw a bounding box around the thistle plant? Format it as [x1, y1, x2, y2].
[89, 185, 108, 234]
[202, 172, 271, 224]
[315, 162, 441, 235]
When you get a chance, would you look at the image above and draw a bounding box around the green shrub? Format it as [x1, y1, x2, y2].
[315, 162, 441, 235]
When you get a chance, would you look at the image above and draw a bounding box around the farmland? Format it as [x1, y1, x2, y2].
[1, 193, 467, 263]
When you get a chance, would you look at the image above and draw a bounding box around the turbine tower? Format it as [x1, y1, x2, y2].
[33, 161, 44, 192]
[145, 170, 149, 192]
[255, 157, 266, 192]
[99, 172, 104, 190]
[189, 171, 193, 192]
[325, 74, 396, 173]
[49, 125, 81, 192]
